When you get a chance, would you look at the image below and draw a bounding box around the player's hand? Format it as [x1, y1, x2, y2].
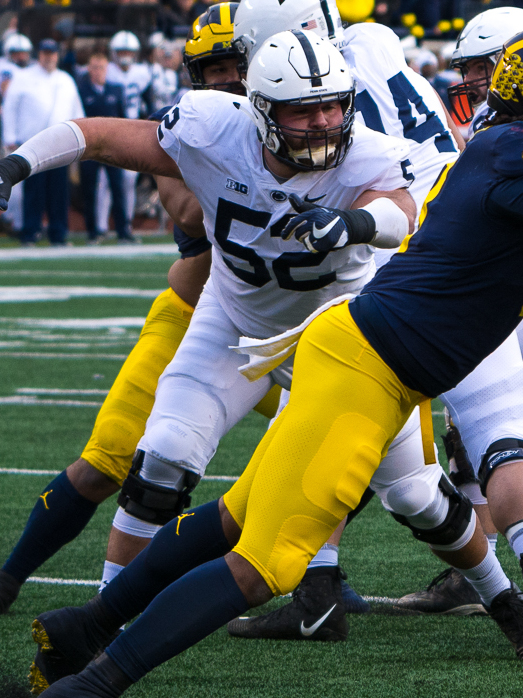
[282, 194, 350, 254]
[0, 154, 31, 211]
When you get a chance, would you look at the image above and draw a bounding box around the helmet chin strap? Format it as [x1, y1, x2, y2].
[287, 142, 337, 167]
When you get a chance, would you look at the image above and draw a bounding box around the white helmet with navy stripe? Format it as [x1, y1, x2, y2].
[245, 30, 355, 171]
[3, 33, 33, 55]
[233, 0, 345, 65]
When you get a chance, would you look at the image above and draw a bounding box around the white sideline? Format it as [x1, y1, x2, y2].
[0, 243, 177, 261]
[0, 468, 239, 482]
[0, 352, 128, 359]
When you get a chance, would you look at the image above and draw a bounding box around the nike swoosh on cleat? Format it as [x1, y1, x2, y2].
[300, 604, 337, 636]
[304, 193, 326, 203]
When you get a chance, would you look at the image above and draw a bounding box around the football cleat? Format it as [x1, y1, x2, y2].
[227, 566, 349, 641]
[339, 568, 370, 614]
[0, 569, 22, 614]
[29, 599, 115, 695]
[486, 584, 523, 659]
[393, 568, 487, 616]
[31, 654, 133, 697]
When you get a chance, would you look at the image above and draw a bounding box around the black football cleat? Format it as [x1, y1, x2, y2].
[37, 654, 133, 697]
[227, 566, 348, 641]
[393, 568, 487, 616]
[0, 569, 22, 614]
[487, 584, 523, 660]
[29, 598, 117, 695]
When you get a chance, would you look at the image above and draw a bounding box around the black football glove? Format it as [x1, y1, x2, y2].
[282, 194, 376, 253]
[0, 155, 31, 211]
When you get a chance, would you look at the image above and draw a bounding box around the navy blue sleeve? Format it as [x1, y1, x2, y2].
[173, 225, 211, 258]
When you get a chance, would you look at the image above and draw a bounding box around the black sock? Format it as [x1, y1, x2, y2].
[101, 499, 232, 624]
[3, 471, 98, 582]
[106, 557, 249, 682]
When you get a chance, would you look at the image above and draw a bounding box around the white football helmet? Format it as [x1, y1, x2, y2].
[233, 0, 345, 65]
[245, 30, 355, 171]
[448, 6, 523, 123]
[110, 31, 141, 68]
[4, 33, 33, 55]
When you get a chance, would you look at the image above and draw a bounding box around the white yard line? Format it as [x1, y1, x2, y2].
[0, 317, 146, 328]
[0, 352, 128, 359]
[0, 270, 166, 279]
[17, 388, 110, 396]
[0, 396, 104, 407]
[0, 286, 163, 302]
[0, 468, 239, 482]
[0, 243, 177, 261]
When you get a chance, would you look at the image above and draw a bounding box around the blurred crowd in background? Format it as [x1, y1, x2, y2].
[0, 0, 521, 246]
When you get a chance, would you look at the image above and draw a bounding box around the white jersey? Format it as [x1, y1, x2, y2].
[106, 62, 151, 119]
[158, 90, 411, 338]
[343, 23, 459, 215]
[148, 62, 178, 113]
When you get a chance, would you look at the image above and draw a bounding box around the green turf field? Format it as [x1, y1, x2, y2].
[0, 246, 522, 697]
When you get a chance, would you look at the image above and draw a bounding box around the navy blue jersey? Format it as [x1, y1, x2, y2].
[350, 121, 523, 397]
[77, 75, 126, 119]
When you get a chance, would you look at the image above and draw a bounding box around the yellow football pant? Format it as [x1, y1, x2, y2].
[81, 288, 281, 486]
[224, 303, 425, 597]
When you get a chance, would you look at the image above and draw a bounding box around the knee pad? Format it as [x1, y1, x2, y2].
[386, 476, 441, 520]
[478, 438, 523, 496]
[442, 410, 476, 488]
[117, 450, 200, 525]
[391, 475, 473, 548]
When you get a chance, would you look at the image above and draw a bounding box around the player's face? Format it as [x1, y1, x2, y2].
[275, 100, 343, 150]
[202, 57, 244, 95]
[462, 57, 493, 105]
[116, 50, 136, 71]
[9, 50, 30, 67]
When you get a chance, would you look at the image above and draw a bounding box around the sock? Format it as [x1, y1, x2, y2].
[487, 533, 498, 554]
[106, 557, 249, 683]
[74, 654, 133, 698]
[505, 520, 523, 560]
[307, 544, 339, 569]
[2, 471, 98, 582]
[455, 546, 511, 605]
[99, 561, 124, 594]
[101, 499, 231, 625]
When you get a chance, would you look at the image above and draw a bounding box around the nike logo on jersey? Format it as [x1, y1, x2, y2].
[304, 193, 326, 203]
[300, 604, 337, 636]
[312, 217, 340, 239]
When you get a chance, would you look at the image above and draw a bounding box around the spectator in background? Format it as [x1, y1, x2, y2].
[76, 51, 132, 245]
[2, 38, 84, 246]
[98, 31, 152, 243]
[146, 32, 178, 112]
[157, 0, 208, 38]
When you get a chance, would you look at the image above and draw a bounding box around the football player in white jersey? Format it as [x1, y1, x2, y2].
[447, 6, 523, 138]
[98, 31, 153, 242]
[0, 3, 278, 621]
[3, 34, 518, 694]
